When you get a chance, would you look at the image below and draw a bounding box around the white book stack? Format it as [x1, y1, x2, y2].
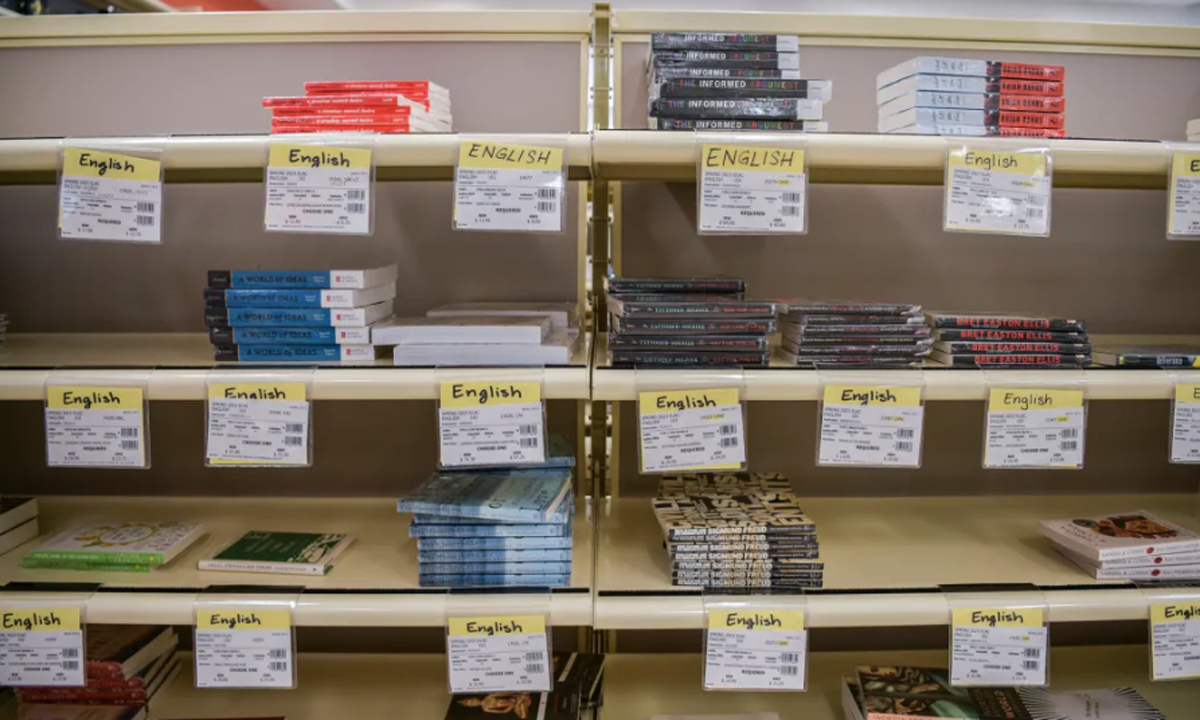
[0, 497, 38, 557]
[1040, 509, 1200, 580]
[375, 302, 581, 366]
[1188, 118, 1200, 142]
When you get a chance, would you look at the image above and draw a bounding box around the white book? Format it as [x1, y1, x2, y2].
[393, 329, 580, 366]
[1039, 510, 1200, 562]
[877, 73, 993, 105]
[1059, 546, 1200, 569]
[0, 518, 38, 557]
[26, 521, 205, 565]
[372, 315, 551, 345]
[425, 302, 578, 330]
[877, 56, 991, 90]
[0, 497, 37, 535]
[1187, 118, 1200, 138]
[879, 107, 995, 133]
[1056, 546, 1200, 580]
[882, 123, 994, 137]
[330, 301, 394, 328]
[319, 283, 396, 309]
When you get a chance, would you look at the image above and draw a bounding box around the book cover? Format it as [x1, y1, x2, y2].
[205, 301, 393, 328]
[926, 312, 1087, 333]
[208, 323, 378, 346]
[650, 97, 823, 120]
[397, 468, 573, 522]
[445, 652, 582, 720]
[1014, 687, 1166, 719]
[418, 572, 571, 588]
[213, 344, 377, 363]
[203, 284, 395, 310]
[418, 548, 572, 563]
[857, 665, 1031, 720]
[653, 493, 815, 540]
[1040, 510, 1200, 562]
[21, 558, 154, 572]
[207, 265, 398, 290]
[417, 535, 573, 551]
[27, 522, 203, 565]
[198, 531, 354, 575]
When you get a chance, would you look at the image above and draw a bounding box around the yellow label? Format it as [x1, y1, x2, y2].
[823, 385, 921, 407]
[440, 381, 541, 408]
[196, 608, 291, 631]
[62, 148, 161, 183]
[952, 607, 1045, 628]
[708, 609, 804, 632]
[1151, 602, 1200, 624]
[701, 144, 804, 172]
[46, 386, 143, 410]
[948, 147, 1047, 177]
[0, 608, 81, 632]
[1172, 153, 1200, 179]
[458, 141, 563, 171]
[448, 614, 546, 637]
[988, 388, 1083, 412]
[1177, 384, 1200, 404]
[639, 388, 739, 415]
[208, 382, 307, 402]
[268, 143, 371, 170]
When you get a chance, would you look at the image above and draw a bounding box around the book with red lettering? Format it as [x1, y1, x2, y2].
[304, 80, 448, 96]
[271, 105, 415, 117]
[879, 108, 1065, 132]
[878, 92, 1065, 115]
[271, 114, 437, 129]
[925, 312, 1086, 333]
[878, 56, 1065, 89]
[877, 74, 1064, 103]
[1040, 509, 1200, 562]
[886, 125, 1066, 138]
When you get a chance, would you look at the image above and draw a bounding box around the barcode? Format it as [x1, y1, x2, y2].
[781, 205, 800, 216]
[525, 663, 544, 674]
[780, 665, 799, 676]
[1022, 660, 1040, 670]
[719, 424, 738, 435]
[1026, 207, 1045, 219]
[286, 423, 305, 433]
[347, 202, 366, 214]
[519, 424, 539, 435]
[781, 193, 801, 203]
[1028, 194, 1047, 207]
[120, 427, 139, 438]
[136, 201, 155, 213]
[269, 662, 289, 672]
[120, 440, 139, 451]
[524, 651, 545, 662]
[519, 438, 539, 448]
[60, 648, 80, 658]
[346, 189, 366, 200]
[1061, 440, 1078, 451]
[61, 661, 79, 670]
[1023, 647, 1041, 659]
[284, 436, 304, 447]
[780, 653, 799, 663]
[269, 649, 289, 659]
[136, 215, 155, 226]
[536, 201, 556, 213]
[537, 188, 557, 200]
[1060, 428, 1079, 439]
[720, 437, 739, 448]
[895, 441, 914, 452]
[896, 428, 914, 439]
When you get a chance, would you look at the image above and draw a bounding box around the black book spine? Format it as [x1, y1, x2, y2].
[651, 98, 813, 120]
[208, 325, 234, 344]
[207, 270, 233, 289]
[204, 309, 231, 326]
[658, 78, 826, 99]
[931, 316, 1087, 333]
[212, 344, 239, 362]
[934, 329, 1086, 342]
[203, 289, 227, 308]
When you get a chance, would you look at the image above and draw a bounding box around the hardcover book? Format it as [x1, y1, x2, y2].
[198, 531, 354, 576]
[1039, 510, 1200, 562]
[397, 468, 573, 523]
[26, 522, 204, 566]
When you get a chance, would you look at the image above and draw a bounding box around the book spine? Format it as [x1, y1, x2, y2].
[934, 329, 1085, 342]
[617, 301, 777, 316]
[938, 341, 1091, 354]
[607, 280, 746, 293]
[205, 289, 325, 308]
[417, 549, 573, 563]
[940, 354, 1088, 367]
[416, 536, 573, 550]
[17, 693, 146, 704]
[19, 688, 147, 701]
[608, 335, 768, 350]
[658, 78, 831, 100]
[408, 523, 569, 538]
[653, 50, 800, 70]
[673, 577, 823, 588]
[902, 108, 1065, 128]
[214, 344, 371, 362]
[651, 98, 821, 120]
[656, 118, 827, 132]
[418, 573, 570, 587]
[210, 326, 338, 345]
[1112, 355, 1200, 368]
[418, 561, 571, 575]
[25, 550, 163, 564]
[990, 60, 1065, 81]
[272, 106, 414, 117]
[209, 270, 331, 288]
[931, 316, 1085, 332]
[1096, 539, 1200, 561]
[650, 32, 799, 51]
[21, 559, 152, 572]
[610, 350, 770, 366]
[262, 95, 402, 108]
[670, 550, 822, 561]
[272, 114, 414, 127]
[884, 92, 1065, 113]
[304, 80, 437, 94]
[652, 66, 801, 80]
[197, 560, 326, 575]
[1094, 564, 1200, 580]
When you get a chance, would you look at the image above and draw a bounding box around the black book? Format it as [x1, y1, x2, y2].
[652, 66, 802, 81]
[656, 118, 822, 131]
[651, 97, 822, 120]
[610, 350, 770, 367]
[934, 341, 1093, 355]
[607, 277, 745, 294]
[934, 328, 1088, 343]
[931, 350, 1091, 367]
[650, 32, 799, 52]
[611, 316, 777, 335]
[608, 334, 767, 351]
[926, 312, 1087, 334]
[652, 50, 800, 70]
[657, 77, 831, 100]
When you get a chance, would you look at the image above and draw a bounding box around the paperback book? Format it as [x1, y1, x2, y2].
[417, 548, 572, 563]
[397, 468, 573, 523]
[202, 284, 395, 310]
[207, 265, 398, 290]
[1039, 510, 1200, 562]
[416, 535, 573, 551]
[198, 531, 354, 575]
[204, 301, 393, 328]
[25, 522, 204, 567]
[652, 494, 816, 540]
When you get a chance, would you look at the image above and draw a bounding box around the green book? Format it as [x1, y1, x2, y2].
[21, 557, 153, 573]
[25, 521, 205, 566]
[198, 530, 355, 576]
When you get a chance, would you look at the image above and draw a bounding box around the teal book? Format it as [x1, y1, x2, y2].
[397, 468, 572, 523]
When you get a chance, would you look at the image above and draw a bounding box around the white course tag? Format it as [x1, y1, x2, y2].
[984, 388, 1084, 468]
[1171, 384, 1200, 463]
[447, 615, 552, 693]
[45, 386, 147, 468]
[454, 140, 565, 232]
[1151, 602, 1200, 680]
[265, 143, 371, 235]
[206, 382, 310, 466]
[439, 381, 546, 467]
[699, 144, 806, 234]
[1169, 152, 1200, 238]
[639, 388, 746, 473]
[945, 147, 1050, 236]
[951, 607, 1048, 686]
[194, 608, 295, 688]
[59, 148, 162, 243]
[0, 608, 85, 687]
[705, 609, 807, 691]
[819, 385, 924, 467]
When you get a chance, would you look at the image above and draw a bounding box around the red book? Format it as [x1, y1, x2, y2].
[272, 105, 414, 117]
[998, 127, 1066, 138]
[303, 80, 446, 96]
[993, 110, 1065, 129]
[18, 688, 148, 703]
[271, 125, 421, 134]
[271, 114, 421, 127]
[995, 95, 1065, 113]
[301, 91, 449, 113]
[262, 94, 407, 108]
[997, 78, 1064, 97]
[989, 61, 1065, 81]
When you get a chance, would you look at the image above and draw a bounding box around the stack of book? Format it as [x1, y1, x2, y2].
[17, 625, 180, 711]
[263, 80, 451, 134]
[927, 311, 1091, 368]
[376, 302, 580, 366]
[21, 520, 204, 572]
[647, 32, 830, 132]
[0, 496, 38, 557]
[1040, 509, 1200, 580]
[652, 472, 822, 588]
[606, 277, 776, 367]
[444, 652, 605, 720]
[777, 300, 932, 368]
[198, 530, 355, 576]
[399, 462, 575, 588]
[845, 668, 1166, 720]
[205, 264, 397, 363]
[876, 56, 1066, 138]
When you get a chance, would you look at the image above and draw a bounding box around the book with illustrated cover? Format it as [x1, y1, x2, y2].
[857, 665, 1028, 719]
[1014, 687, 1166, 719]
[611, 317, 776, 335]
[198, 531, 354, 575]
[653, 494, 815, 540]
[418, 548, 572, 563]
[657, 471, 792, 497]
[445, 652, 588, 720]
[417, 535, 572, 551]
[397, 468, 573, 523]
[207, 265, 398, 290]
[372, 315, 551, 345]
[926, 312, 1087, 333]
[203, 284, 395, 310]
[1039, 510, 1200, 562]
[26, 522, 203, 566]
[1092, 342, 1200, 368]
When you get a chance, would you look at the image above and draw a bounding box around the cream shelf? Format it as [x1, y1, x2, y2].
[0, 496, 593, 627]
[593, 494, 1200, 631]
[592, 334, 1189, 402]
[0, 333, 592, 400]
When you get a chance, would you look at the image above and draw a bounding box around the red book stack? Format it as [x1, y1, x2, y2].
[262, 80, 452, 134]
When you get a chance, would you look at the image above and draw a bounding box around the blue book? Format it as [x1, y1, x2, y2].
[214, 344, 375, 362]
[419, 561, 571, 574]
[416, 536, 573, 551]
[396, 468, 572, 523]
[204, 284, 394, 309]
[208, 325, 374, 346]
[411, 494, 573, 525]
[205, 301, 393, 328]
[208, 265, 398, 290]
[418, 573, 570, 588]
[418, 548, 573, 563]
[408, 521, 572, 539]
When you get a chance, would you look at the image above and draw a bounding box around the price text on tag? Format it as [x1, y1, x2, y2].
[439, 381, 546, 467]
[1151, 602, 1200, 680]
[705, 609, 807, 691]
[59, 148, 162, 243]
[447, 615, 552, 694]
[206, 382, 310, 465]
[638, 388, 745, 472]
[0, 608, 85, 687]
[984, 388, 1084, 468]
[1171, 384, 1200, 463]
[699, 144, 805, 234]
[1169, 153, 1200, 238]
[454, 141, 564, 232]
[950, 607, 1047, 686]
[45, 386, 147, 468]
[265, 143, 371, 235]
[945, 147, 1050, 236]
[819, 385, 924, 467]
[194, 608, 294, 688]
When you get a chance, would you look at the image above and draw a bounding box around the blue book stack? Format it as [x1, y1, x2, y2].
[203, 264, 397, 363]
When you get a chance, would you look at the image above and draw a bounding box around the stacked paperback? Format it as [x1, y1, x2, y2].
[777, 300, 932, 368]
[198, 530, 354, 576]
[927, 311, 1091, 368]
[1040, 509, 1200, 580]
[17, 625, 180, 710]
[376, 302, 580, 366]
[263, 80, 451, 134]
[22, 521, 204, 572]
[876, 56, 1066, 138]
[652, 472, 822, 588]
[647, 32, 831, 132]
[205, 264, 397, 363]
[607, 277, 776, 367]
[445, 652, 605, 720]
[0, 496, 38, 557]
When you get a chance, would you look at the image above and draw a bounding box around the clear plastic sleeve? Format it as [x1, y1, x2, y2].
[981, 372, 1086, 470]
[1138, 583, 1200, 681]
[204, 369, 315, 468]
[58, 138, 165, 244]
[0, 591, 91, 687]
[943, 141, 1052, 237]
[193, 592, 299, 689]
[1165, 143, 1200, 240]
[445, 591, 553, 694]
[44, 372, 152, 470]
[263, 133, 376, 236]
[703, 592, 809, 692]
[635, 368, 749, 474]
[1169, 371, 1200, 463]
[816, 370, 926, 468]
[944, 589, 1049, 687]
[696, 132, 808, 236]
[454, 134, 568, 233]
[435, 368, 548, 470]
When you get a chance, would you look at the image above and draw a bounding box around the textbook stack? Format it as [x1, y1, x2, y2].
[375, 302, 580, 366]
[204, 264, 397, 363]
[647, 32, 831, 132]
[776, 300, 932, 368]
[1040, 509, 1200, 581]
[927, 311, 1091, 368]
[262, 80, 452, 134]
[0, 497, 37, 557]
[876, 56, 1066, 138]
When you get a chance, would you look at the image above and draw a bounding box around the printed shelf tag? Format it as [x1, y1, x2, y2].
[447, 615, 551, 694]
[1151, 602, 1200, 681]
[951, 607, 1048, 686]
[454, 140, 565, 232]
[699, 144, 806, 234]
[819, 385, 924, 467]
[194, 608, 295, 688]
[945, 147, 1050, 236]
[638, 388, 746, 473]
[265, 143, 372, 235]
[45, 385, 147, 468]
[206, 382, 311, 466]
[59, 148, 162, 243]
[0, 608, 85, 687]
[984, 388, 1084, 469]
[1171, 383, 1200, 463]
[705, 609, 807, 691]
[1168, 152, 1200, 239]
[439, 381, 546, 467]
